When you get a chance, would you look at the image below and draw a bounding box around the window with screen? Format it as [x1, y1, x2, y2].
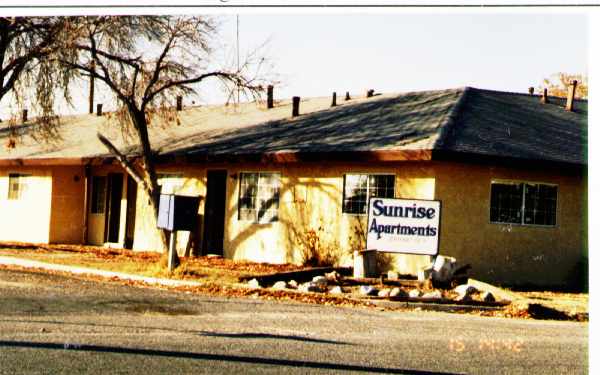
[490, 181, 557, 226]
[342, 174, 395, 214]
[7, 173, 30, 200]
[238, 172, 280, 223]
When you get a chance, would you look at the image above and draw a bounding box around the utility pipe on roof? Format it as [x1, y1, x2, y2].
[566, 80, 578, 111]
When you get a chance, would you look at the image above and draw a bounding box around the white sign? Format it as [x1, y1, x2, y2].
[366, 197, 441, 255]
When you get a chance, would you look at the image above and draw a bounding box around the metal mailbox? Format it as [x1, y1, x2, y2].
[157, 194, 201, 232]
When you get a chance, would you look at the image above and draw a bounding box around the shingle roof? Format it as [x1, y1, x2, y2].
[0, 87, 587, 166]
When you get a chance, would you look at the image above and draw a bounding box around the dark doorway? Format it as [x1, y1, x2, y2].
[123, 176, 137, 249]
[104, 173, 123, 243]
[202, 170, 227, 256]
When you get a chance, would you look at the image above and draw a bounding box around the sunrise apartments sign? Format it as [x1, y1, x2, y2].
[366, 198, 441, 256]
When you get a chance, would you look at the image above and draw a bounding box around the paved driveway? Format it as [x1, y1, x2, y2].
[0, 268, 588, 374]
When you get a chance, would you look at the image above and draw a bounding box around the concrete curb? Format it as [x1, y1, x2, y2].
[0, 256, 203, 288]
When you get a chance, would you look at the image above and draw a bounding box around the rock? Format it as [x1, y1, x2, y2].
[482, 291, 496, 302]
[431, 255, 458, 283]
[299, 281, 327, 293]
[287, 280, 299, 289]
[329, 286, 343, 294]
[247, 279, 261, 289]
[387, 271, 399, 280]
[422, 290, 442, 299]
[456, 293, 472, 302]
[359, 285, 378, 296]
[378, 288, 391, 297]
[408, 289, 421, 298]
[325, 271, 341, 282]
[389, 288, 408, 298]
[312, 276, 328, 286]
[39, 328, 47, 333]
[271, 281, 287, 290]
[454, 284, 478, 296]
[418, 266, 433, 282]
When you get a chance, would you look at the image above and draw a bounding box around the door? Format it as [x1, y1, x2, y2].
[123, 175, 137, 249]
[104, 173, 123, 244]
[202, 170, 227, 256]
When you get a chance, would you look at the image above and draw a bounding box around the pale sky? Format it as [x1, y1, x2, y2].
[0, 11, 590, 117]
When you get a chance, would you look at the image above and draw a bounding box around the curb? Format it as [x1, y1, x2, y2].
[0, 256, 203, 288]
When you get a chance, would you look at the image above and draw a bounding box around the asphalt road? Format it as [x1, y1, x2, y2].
[0, 268, 588, 374]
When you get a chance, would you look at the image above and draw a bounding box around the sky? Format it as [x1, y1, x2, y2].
[0, 11, 590, 117]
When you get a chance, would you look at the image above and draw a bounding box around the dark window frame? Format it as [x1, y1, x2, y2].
[342, 173, 396, 215]
[490, 180, 558, 227]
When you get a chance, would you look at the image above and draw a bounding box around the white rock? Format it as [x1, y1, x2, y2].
[408, 289, 421, 298]
[272, 281, 287, 290]
[387, 271, 399, 280]
[329, 286, 344, 294]
[418, 266, 433, 282]
[422, 290, 443, 299]
[454, 284, 478, 296]
[247, 279, 261, 289]
[378, 289, 391, 297]
[325, 271, 341, 282]
[359, 285, 378, 296]
[299, 282, 326, 293]
[312, 276, 328, 286]
[287, 280, 299, 289]
[482, 291, 496, 302]
[389, 288, 408, 298]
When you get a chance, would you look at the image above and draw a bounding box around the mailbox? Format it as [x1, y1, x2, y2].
[157, 194, 201, 232]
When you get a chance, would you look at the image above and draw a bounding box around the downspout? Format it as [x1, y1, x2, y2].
[82, 164, 91, 244]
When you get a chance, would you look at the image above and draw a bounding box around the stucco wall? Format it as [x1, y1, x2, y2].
[0, 167, 53, 243]
[433, 161, 587, 287]
[49, 166, 86, 244]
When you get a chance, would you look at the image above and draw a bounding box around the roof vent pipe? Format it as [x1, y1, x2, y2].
[292, 96, 300, 117]
[528, 87, 534, 95]
[367, 89, 374, 98]
[566, 80, 578, 111]
[267, 85, 274, 109]
[331, 92, 337, 107]
[345, 92, 351, 101]
[176, 96, 183, 111]
[540, 88, 548, 104]
[22, 109, 28, 123]
[96, 103, 103, 116]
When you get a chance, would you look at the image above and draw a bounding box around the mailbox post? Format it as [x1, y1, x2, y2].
[157, 194, 201, 271]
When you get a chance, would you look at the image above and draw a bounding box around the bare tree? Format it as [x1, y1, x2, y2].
[539, 72, 588, 99]
[0, 17, 67, 141]
[59, 16, 270, 258]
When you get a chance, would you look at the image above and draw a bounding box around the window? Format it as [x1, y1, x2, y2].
[238, 172, 280, 223]
[91, 176, 107, 214]
[490, 181, 557, 226]
[7, 173, 30, 200]
[343, 174, 395, 214]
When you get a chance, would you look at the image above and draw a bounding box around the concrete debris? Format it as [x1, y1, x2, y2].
[287, 280, 299, 289]
[329, 286, 344, 294]
[378, 288, 391, 297]
[389, 287, 408, 298]
[247, 279, 261, 289]
[271, 281, 287, 290]
[312, 276, 329, 286]
[454, 284, 478, 297]
[422, 290, 442, 299]
[418, 266, 433, 282]
[432, 255, 458, 284]
[299, 281, 327, 293]
[325, 271, 342, 283]
[482, 291, 496, 302]
[408, 289, 421, 298]
[387, 271, 399, 280]
[359, 285, 378, 296]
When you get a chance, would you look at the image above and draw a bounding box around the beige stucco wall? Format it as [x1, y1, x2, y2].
[433, 161, 587, 287]
[0, 167, 53, 243]
[49, 166, 86, 244]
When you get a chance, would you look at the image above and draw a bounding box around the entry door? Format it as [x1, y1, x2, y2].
[123, 176, 137, 249]
[202, 170, 227, 256]
[104, 173, 123, 244]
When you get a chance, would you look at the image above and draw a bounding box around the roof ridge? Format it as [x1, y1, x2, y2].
[468, 86, 588, 102]
[432, 87, 470, 149]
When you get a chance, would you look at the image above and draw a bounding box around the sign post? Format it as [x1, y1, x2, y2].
[366, 197, 441, 256]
